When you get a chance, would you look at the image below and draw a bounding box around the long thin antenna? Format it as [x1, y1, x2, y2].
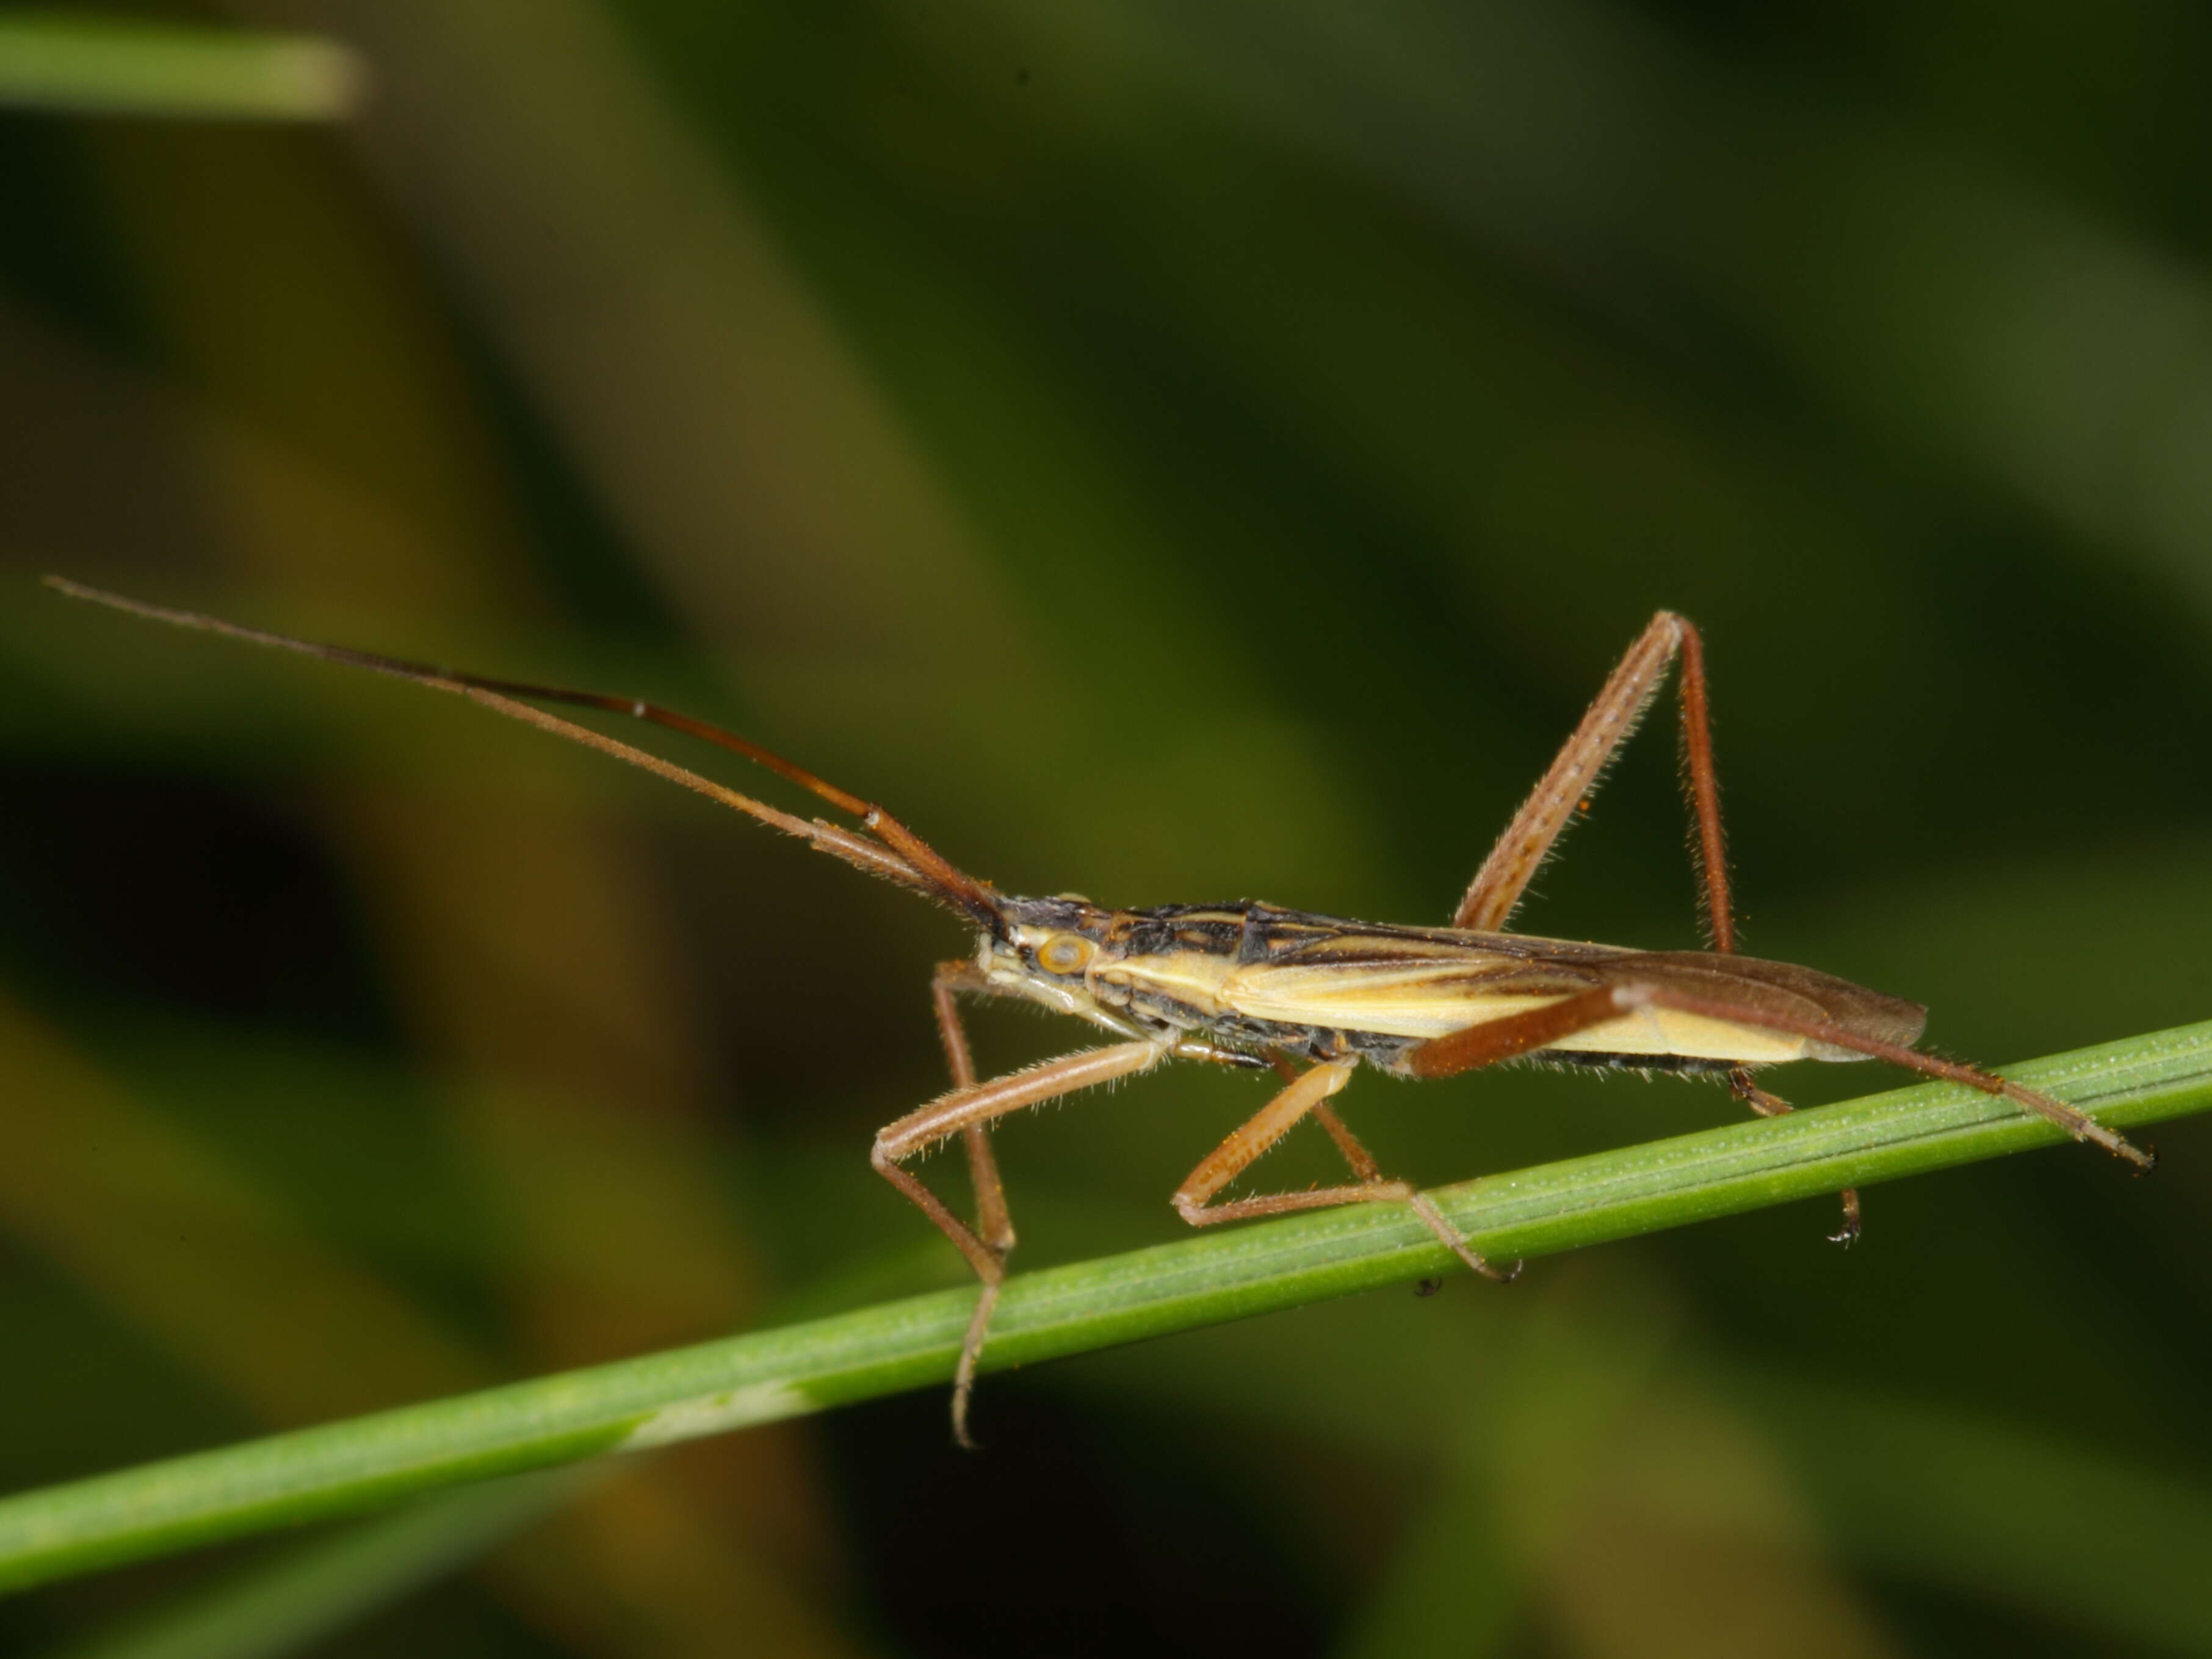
[43, 577, 999, 923]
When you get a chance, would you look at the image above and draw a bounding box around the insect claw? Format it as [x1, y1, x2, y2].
[1413, 1277, 1445, 1298]
[1826, 1186, 1863, 1247]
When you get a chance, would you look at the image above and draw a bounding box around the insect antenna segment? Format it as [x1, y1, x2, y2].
[41, 576, 1002, 931]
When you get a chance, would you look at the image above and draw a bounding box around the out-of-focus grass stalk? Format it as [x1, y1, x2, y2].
[2, 1021, 2206, 1594]
[49, 1473, 581, 1659]
[0, 16, 365, 120]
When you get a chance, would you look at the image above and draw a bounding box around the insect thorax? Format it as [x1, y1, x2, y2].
[983, 897, 1420, 1068]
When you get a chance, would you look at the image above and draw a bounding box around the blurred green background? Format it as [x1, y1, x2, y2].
[4, 2, 2211, 1655]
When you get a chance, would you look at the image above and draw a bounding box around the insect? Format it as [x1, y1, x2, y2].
[48, 579, 2152, 1444]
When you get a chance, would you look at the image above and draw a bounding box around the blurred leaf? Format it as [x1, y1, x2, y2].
[49, 1472, 581, 1659]
[0, 14, 365, 120]
[1720, 1370, 2212, 1654]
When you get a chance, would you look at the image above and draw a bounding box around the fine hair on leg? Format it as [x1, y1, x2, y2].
[1453, 610, 1866, 1235]
[1169, 1059, 1517, 1281]
[873, 1040, 1166, 1447]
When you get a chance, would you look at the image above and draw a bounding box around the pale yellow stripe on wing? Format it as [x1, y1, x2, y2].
[1219, 960, 1567, 1040]
[1544, 1006, 1813, 1065]
[1093, 951, 1239, 1016]
[1223, 962, 1817, 1061]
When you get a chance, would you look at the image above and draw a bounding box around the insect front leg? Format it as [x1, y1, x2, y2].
[1170, 1060, 1518, 1282]
[873, 1039, 1166, 1447]
[931, 961, 1016, 1270]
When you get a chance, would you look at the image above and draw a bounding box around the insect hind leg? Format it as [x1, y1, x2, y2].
[1621, 985, 2153, 1168]
[1411, 978, 2145, 1249]
[1455, 612, 1735, 941]
[1729, 1066, 1862, 1245]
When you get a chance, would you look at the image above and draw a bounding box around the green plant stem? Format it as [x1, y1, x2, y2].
[3, 1022, 2207, 1594]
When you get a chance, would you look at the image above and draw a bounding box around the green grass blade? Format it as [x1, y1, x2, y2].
[0, 15, 364, 120]
[2, 1021, 2206, 1594]
[48, 1473, 579, 1659]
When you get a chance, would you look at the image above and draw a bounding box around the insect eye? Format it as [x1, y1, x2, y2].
[1037, 934, 1094, 974]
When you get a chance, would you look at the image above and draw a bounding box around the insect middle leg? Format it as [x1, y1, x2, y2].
[1170, 1059, 1519, 1282]
[873, 1037, 1166, 1447]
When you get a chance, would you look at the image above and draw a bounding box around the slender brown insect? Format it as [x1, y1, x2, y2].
[48, 579, 2153, 1445]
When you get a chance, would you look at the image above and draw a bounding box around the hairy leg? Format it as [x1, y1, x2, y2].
[1171, 1060, 1517, 1281]
[873, 1039, 1166, 1445]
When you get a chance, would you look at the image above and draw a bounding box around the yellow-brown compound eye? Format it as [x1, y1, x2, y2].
[1036, 933, 1095, 975]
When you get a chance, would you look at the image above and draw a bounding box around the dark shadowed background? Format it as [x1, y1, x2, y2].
[3, 2, 2211, 1655]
